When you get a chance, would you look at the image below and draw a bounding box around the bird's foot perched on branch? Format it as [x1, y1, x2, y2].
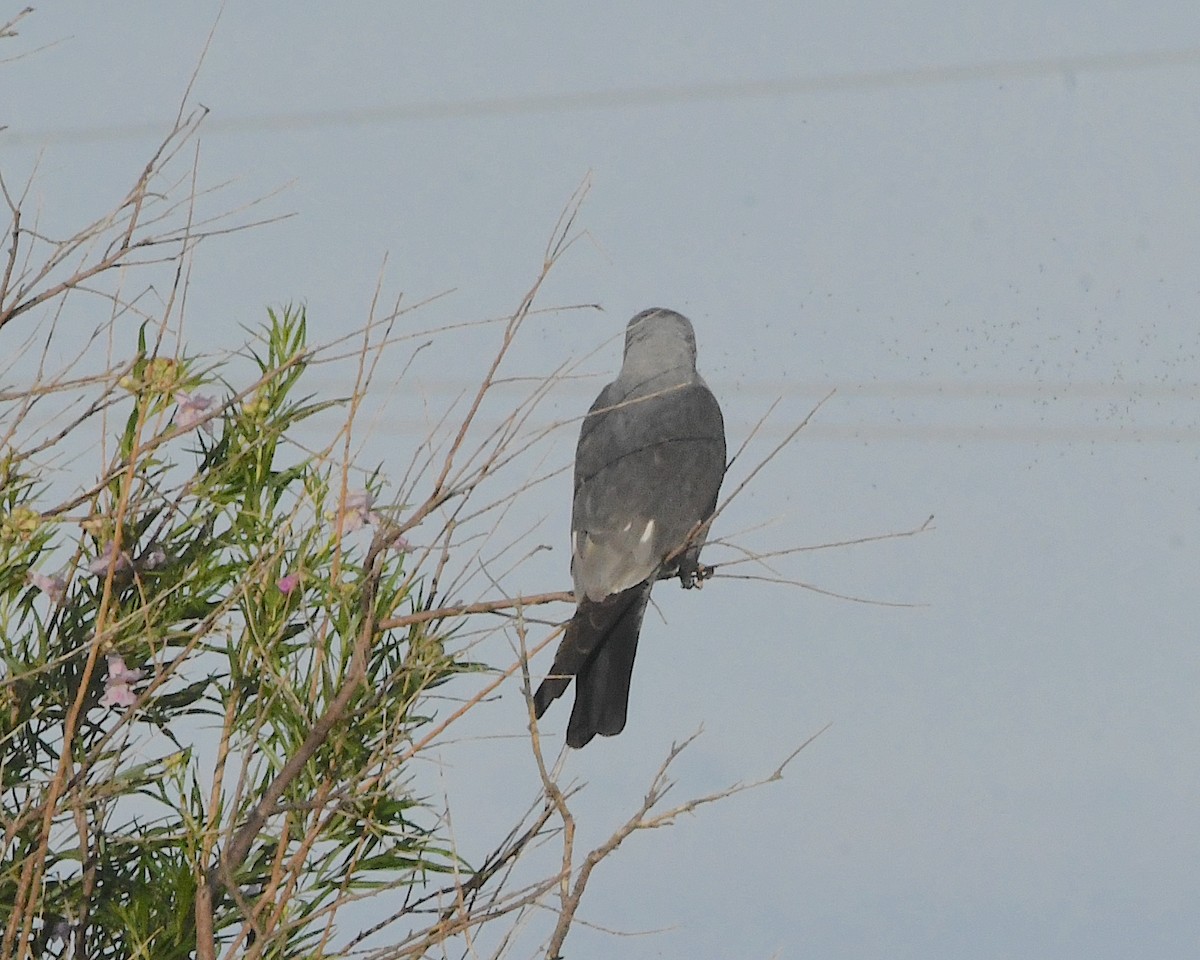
[667, 553, 715, 590]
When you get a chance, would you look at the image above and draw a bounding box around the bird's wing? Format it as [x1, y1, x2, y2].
[571, 378, 726, 602]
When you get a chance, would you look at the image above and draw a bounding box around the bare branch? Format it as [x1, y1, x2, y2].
[543, 725, 829, 957]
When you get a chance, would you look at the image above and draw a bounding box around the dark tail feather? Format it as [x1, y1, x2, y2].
[567, 591, 648, 747]
[533, 582, 652, 748]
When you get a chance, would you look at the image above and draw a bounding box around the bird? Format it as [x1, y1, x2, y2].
[533, 308, 726, 748]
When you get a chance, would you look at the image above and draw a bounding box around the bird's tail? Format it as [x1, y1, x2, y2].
[533, 582, 652, 748]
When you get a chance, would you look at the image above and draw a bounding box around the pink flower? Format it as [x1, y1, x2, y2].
[26, 570, 67, 603]
[87, 541, 132, 577]
[175, 392, 216, 433]
[342, 489, 378, 533]
[277, 572, 300, 595]
[99, 653, 146, 709]
[44, 917, 73, 945]
[386, 531, 412, 553]
[139, 545, 168, 571]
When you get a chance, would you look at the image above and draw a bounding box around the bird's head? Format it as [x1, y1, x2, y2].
[621, 308, 699, 378]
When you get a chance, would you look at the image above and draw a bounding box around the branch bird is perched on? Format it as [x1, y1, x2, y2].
[534, 308, 727, 747]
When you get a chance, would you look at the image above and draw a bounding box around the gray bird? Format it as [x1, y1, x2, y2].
[533, 308, 726, 747]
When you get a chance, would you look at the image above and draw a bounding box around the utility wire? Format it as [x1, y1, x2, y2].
[5, 47, 1200, 147]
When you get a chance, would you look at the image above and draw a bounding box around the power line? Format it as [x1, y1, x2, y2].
[305, 415, 1200, 444]
[304, 377, 1200, 442]
[305, 376, 1200, 400]
[5, 47, 1200, 147]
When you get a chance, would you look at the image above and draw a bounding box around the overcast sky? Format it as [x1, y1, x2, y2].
[6, 3, 1200, 958]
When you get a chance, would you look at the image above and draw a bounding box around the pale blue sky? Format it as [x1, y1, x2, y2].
[6, 3, 1200, 957]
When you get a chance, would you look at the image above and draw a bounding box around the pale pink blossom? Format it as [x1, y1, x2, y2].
[44, 917, 73, 945]
[26, 570, 67, 603]
[87, 541, 132, 577]
[139, 545, 168, 571]
[175, 392, 216, 433]
[99, 653, 146, 709]
[385, 531, 412, 553]
[277, 572, 300, 595]
[342, 489, 378, 533]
